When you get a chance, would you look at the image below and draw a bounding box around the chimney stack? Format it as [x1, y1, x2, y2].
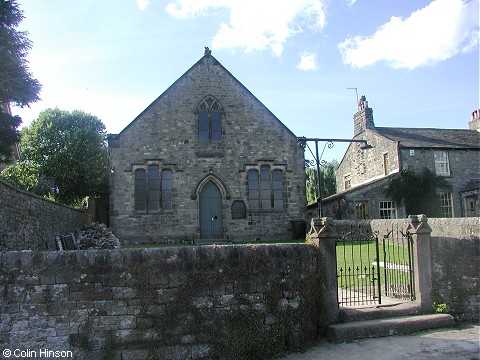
[469, 109, 480, 131]
[354, 95, 375, 137]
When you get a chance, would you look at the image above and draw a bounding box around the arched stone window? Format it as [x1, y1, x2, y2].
[198, 97, 221, 141]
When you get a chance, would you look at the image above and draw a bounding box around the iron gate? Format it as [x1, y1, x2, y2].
[336, 224, 415, 307]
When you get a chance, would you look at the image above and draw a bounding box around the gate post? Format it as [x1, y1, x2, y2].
[308, 217, 339, 325]
[407, 214, 433, 313]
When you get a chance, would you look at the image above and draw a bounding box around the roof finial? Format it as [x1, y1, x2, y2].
[204, 47, 212, 57]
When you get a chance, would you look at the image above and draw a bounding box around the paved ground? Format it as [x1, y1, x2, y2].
[282, 324, 480, 360]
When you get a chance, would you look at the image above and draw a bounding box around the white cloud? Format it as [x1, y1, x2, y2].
[338, 0, 480, 69]
[347, 0, 357, 6]
[297, 51, 319, 71]
[165, 0, 327, 56]
[136, 0, 150, 11]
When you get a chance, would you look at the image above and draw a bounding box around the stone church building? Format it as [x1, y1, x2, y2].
[108, 49, 306, 244]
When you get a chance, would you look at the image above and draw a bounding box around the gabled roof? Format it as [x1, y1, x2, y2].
[375, 127, 480, 149]
[110, 51, 297, 140]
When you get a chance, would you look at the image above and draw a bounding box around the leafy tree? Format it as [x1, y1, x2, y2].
[0, 160, 49, 196]
[20, 108, 108, 205]
[0, 0, 41, 161]
[0, 110, 21, 160]
[385, 167, 452, 217]
[305, 160, 338, 204]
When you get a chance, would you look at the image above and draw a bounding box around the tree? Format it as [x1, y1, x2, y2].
[20, 108, 108, 205]
[305, 160, 338, 204]
[0, 160, 49, 196]
[385, 167, 452, 217]
[0, 0, 41, 162]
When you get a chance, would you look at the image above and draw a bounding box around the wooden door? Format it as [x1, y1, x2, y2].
[199, 181, 223, 238]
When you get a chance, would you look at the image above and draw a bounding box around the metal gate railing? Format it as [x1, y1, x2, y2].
[381, 228, 415, 301]
[336, 226, 381, 306]
[336, 224, 415, 307]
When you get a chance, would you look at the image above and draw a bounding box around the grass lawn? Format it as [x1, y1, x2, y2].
[123, 239, 306, 249]
[336, 241, 413, 289]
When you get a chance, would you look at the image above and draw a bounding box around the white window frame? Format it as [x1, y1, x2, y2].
[379, 201, 397, 219]
[434, 151, 450, 176]
[439, 192, 453, 218]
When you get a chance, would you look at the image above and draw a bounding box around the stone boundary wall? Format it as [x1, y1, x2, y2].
[431, 235, 480, 321]
[328, 217, 479, 320]
[0, 179, 86, 251]
[428, 217, 479, 237]
[0, 244, 322, 360]
[330, 217, 479, 238]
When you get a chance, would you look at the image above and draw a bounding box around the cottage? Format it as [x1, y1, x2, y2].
[320, 97, 480, 219]
[108, 49, 306, 244]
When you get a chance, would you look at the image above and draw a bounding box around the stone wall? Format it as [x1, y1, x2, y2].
[327, 217, 479, 239]
[109, 54, 306, 244]
[336, 129, 400, 192]
[0, 179, 85, 251]
[320, 175, 408, 221]
[322, 217, 480, 320]
[431, 235, 480, 321]
[399, 148, 480, 217]
[0, 244, 322, 360]
[428, 217, 480, 237]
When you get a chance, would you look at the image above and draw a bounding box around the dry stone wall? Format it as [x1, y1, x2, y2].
[0, 244, 322, 360]
[431, 235, 480, 321]
[0, 179, 85, 251]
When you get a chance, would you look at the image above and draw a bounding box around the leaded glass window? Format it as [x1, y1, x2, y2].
[198, 97, 222, 141]
[134, 166, 173, 211]
[247, 166, 284, 211]
[134, 169, 147, 210]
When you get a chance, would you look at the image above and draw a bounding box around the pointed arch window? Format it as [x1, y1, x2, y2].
[198, 97, 221, 141]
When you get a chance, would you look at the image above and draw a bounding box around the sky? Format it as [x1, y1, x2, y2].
[13, 0, 480, 162]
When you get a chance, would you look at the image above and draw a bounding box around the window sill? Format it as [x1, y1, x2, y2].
[249, 209, 286, 214]
[134, 210, 173, 214]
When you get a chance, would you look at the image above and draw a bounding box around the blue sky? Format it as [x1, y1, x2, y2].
[14, 0, 480, 162]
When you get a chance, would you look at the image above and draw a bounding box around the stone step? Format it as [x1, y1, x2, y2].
[327, 313, 454, 343]
[339, 302, 423, 323]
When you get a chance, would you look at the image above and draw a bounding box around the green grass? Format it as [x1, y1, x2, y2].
[336, 241, 413, 289]
[123, 243, 191, 249]
[122, 239, 306, 249]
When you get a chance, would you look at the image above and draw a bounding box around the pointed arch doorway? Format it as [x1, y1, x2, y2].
[199, 180, 223, 239]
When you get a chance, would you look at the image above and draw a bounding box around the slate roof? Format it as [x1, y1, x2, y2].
[375, 127, 480, 149]
[459, 178, 480, 192]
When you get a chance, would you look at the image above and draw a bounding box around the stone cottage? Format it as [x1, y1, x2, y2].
[108, 49, 306, 244]
[319, 97, 480, 219]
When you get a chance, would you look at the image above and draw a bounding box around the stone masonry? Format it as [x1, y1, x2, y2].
[0, 244, 321, 360]
[0, 179, 85, 251]
[331, 96, 480, 219]
[108, 51, 306, 244]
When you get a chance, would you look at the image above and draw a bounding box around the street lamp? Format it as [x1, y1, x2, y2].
[297, 137, 373, 218]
